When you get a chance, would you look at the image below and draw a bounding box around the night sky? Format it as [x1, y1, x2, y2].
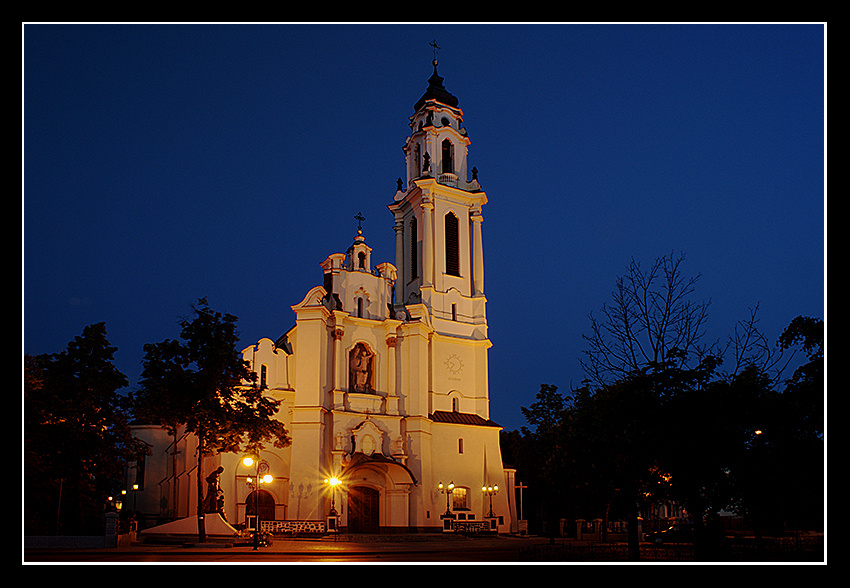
[23, 23, 825, 432]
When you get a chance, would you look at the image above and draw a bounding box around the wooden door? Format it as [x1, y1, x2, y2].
[347, 486, 380, 533]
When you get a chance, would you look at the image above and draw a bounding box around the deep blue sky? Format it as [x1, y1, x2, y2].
[23, 24, 825, 432]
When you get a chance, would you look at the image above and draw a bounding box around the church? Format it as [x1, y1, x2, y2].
[132, 58, 517, 536]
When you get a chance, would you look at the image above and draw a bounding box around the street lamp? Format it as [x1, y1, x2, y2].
[438, 481, 456, 532]
[243, 454, 273, 550]
[324, 476, 341, 515]
[482, 484, 499, 519]
[324, 476, 342, 534]
[438, 481, 455, 517]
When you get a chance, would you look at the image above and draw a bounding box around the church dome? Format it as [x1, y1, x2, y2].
[413, 59, 459, 112]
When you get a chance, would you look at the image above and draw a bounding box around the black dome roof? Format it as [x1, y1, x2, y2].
[413, 60, 459, 112]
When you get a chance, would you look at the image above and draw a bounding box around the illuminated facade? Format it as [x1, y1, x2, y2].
[136, 60, 516, 535]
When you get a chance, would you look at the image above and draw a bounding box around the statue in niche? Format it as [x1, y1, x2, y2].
[349, 343, 374, 393]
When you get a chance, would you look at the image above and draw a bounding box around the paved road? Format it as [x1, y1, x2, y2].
[24, 535, 556, 564]
[35, 535, 806, 563]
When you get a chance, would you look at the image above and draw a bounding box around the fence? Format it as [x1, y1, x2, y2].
[261, 520, 326, 535]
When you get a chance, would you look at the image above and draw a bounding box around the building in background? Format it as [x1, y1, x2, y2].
[132, 59, 516, 535]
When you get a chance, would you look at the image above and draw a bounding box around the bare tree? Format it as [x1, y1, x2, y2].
[581, 252, 711, 386]
[719, 304, 796, 387]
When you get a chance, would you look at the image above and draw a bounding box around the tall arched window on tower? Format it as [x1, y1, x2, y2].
[414, 142, 421, 177]
[410, 217, 418, 280]
[441, 139, 454, 174]
[445, 212, 460, 276]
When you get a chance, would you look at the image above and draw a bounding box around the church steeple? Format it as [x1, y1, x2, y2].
[389, 57, 488, 340]
[402, 58, 475, 190]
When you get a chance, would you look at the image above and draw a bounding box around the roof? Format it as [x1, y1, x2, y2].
[430, 410, 501, 428]
[413, 60, 459, 112]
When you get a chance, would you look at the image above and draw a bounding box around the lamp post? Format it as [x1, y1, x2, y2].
[438, 481, 455, 516]
[324, 476, 341, 515]
[438, 481, 455, 532]
[324, 476, 342, 534]
[482, 484, 499, 519]
[243, 455, 273, 550]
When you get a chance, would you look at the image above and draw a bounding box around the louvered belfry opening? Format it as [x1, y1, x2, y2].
[445, 211, 460, 276]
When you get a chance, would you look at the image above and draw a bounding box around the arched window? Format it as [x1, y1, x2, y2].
[260, 364, 267, 389]
[358, 251, 366, 270]
[445, 212, 460, 276]
[410, 217, 418, 280]
[356, 297, 364, 318]
[452, 397, 459, 412]
[414, 143, 421, 177]
[441, 139, 454, 174]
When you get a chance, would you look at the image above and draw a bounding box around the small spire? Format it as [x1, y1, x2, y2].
[354, 211, 366, 242]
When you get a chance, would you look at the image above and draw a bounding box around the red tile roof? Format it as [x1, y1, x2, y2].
[430, 410, 501, 428]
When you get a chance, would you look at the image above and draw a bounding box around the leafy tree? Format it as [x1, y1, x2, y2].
[520, 383, 566, 439]
[133, 298, 290, 543]
[511, 384, 569, 536]
[24, 323, 147, 535]
[777, 315, 823, 439]
[735, 316, 824, 535]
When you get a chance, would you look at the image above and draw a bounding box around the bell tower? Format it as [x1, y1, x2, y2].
[388, 57, 488, 340]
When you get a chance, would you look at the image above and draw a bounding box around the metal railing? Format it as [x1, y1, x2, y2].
[261, 520, 326, 535]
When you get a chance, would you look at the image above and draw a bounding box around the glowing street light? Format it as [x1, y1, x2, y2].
[438, 481, 455, 517]
[243, 454, 273, 550]
[324, 476, 341, 515]
[482, 484, 499, 519]
[324, 475, 342, 534]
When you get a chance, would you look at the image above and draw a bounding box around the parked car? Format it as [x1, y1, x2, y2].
[648, 522, 695, 544]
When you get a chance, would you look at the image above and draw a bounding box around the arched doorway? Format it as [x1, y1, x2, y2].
[245, 489, 276, 524]
[347, 486, 380, 533]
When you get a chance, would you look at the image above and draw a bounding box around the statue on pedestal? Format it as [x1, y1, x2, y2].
[203, 466, 227, 522]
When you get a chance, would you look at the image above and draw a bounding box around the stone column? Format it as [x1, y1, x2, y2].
[422, 198, 434, 288]
[331, 326, 345, 410]
[385, 334, 399, 415]
[393, 217, 404, 305]
[471, 209, 484, 296]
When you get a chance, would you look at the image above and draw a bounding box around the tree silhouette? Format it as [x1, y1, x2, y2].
[24, 323, 147, 535]
[581, 252, 711, 387]
[134, 298, 290, 543]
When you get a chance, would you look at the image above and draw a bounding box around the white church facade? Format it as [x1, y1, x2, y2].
[132, 60, 517, 536]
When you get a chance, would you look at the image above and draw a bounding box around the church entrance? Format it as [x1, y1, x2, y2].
[245, 489, 276, 524]
[347, 486, 380, 533]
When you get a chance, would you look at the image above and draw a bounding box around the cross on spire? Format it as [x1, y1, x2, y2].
[355, 211, 366, 231]
[429, 39, 440, 61]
